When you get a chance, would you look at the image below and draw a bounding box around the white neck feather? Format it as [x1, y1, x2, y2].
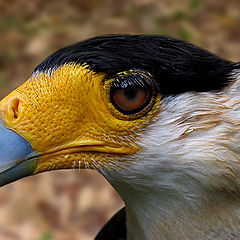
[105, 73, 240, 240]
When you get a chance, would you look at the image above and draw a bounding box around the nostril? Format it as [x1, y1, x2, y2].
[12, 99, 20, 119]
[8, 98, 21, 121]
[0, 95, 24, 125]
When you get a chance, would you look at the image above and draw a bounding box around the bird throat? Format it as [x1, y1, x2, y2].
[120, 186, 240, 240]
[105, 162, 240, 240]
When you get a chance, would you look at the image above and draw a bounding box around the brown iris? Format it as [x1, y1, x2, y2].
[111, 85, 152, 115]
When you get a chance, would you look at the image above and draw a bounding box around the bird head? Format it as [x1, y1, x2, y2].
[0, 35, 240, 239]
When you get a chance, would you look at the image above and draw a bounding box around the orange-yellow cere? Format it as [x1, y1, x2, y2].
[0, 64, 160, 173]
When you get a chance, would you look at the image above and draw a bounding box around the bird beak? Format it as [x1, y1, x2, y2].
[0, 118, 37, 186]
[0, 66, 95, 186]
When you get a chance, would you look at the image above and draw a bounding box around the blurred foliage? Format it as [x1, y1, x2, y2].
[190, 0, 201, 11]
[35, 233, 52, 240]
[0, 0, 240, 239]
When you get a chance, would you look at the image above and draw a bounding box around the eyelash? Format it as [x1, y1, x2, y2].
[110, 71, 155, 91]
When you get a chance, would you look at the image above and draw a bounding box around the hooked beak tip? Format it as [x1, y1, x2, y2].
[0, 118, 38, 186]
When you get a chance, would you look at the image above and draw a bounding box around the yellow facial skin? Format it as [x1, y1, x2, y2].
[0, 64, 160, 174]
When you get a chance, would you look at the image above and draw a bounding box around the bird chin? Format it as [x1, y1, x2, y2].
[0, 118, 38, 186]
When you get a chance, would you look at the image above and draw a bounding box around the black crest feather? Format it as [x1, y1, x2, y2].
[34, 34, 237, 95]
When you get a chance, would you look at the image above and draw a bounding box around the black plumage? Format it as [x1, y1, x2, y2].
[34, 34, 237, 96]
[94, 207, 126, 240]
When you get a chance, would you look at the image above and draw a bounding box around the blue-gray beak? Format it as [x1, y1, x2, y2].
[0, 119, 38, 186]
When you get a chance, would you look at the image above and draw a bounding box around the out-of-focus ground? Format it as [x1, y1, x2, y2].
[0, 0, 240, 239]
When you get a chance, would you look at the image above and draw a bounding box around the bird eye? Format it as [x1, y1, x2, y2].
[109, 70, 156, 116]
[111, 86, 151, 115]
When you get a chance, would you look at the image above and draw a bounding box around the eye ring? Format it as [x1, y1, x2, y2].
[104, 69, 158, 119]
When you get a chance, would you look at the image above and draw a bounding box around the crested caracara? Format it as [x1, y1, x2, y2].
[0, 35, 240, 240]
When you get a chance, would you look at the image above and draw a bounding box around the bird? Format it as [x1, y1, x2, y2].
[0, 34, 240, 240]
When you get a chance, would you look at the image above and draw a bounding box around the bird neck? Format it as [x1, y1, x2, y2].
[107, 172, 240, 240]
[104, 74, 240, 240]
[128, 196, 240, 240]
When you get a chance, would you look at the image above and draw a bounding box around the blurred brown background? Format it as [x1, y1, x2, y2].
[0, 0, 240, 239]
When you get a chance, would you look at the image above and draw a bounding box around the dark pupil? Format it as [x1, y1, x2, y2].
[123, 86, 138, 100]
